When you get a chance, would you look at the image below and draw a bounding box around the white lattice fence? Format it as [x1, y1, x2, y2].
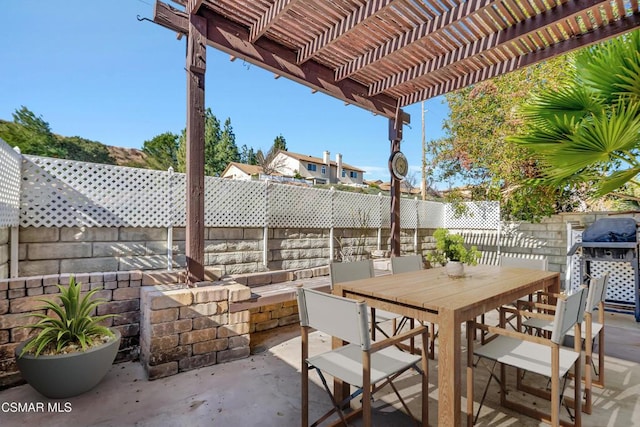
[444, 201, 500, 230]
[417, 200, 444, 229]
[20, 156, 172, 227]
[332, 191, 381, 228]
[16, 155, 498, 232]
[0, 139, 21, 227]
[267, 183, 332, 228]
[205, 178, 266, 227]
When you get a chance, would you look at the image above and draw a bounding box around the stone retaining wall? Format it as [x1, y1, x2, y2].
[249, 300, 300, 333]
[0, 269, 253, 387]
[0, 228, 8, 279]
[140, 282, 252, 380]
[0, 271, 143, 388]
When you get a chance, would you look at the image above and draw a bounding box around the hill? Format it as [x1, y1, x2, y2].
[107, 145, 149, 168]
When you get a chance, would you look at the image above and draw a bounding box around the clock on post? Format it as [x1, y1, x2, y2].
[389, 151, 408, 180]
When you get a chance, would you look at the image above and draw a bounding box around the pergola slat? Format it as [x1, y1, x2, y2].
[249, 0, 298, 43]
[400, 11, 640, 105]
[368, 0, 612, 96]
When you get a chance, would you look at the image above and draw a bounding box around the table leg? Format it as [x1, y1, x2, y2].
[466, 320, 474, 427]
[438, 310, 461, 426]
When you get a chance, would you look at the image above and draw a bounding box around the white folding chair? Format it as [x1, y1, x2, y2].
[521, 274, 609, 414]
[297, 287, 429, 427]
[470, 286, 587, 426]
[480, 255, 549, 343]
[390, 255, 437, 358]
[329, 260, 400, 340]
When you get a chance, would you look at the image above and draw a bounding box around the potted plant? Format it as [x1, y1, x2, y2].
[15, 276, 121, 398]
[426, 228, 481, 277]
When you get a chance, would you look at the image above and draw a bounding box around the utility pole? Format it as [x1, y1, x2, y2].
[421, 101, 427, 200]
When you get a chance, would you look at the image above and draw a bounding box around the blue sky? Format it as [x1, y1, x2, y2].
[0, 0, 450, 183]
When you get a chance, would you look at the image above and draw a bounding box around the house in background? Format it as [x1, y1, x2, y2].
[221, 162, 264, 180]
[271, 150, 365, 185]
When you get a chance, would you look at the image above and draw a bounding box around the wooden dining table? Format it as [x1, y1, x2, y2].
[332, 264, 560, 426]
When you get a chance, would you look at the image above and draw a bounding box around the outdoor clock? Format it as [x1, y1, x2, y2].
[389, 151, 408, 180]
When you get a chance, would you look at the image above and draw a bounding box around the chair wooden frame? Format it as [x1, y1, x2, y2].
[390, 255, 438, 359]
[520, 275, 609, 414]
[480, 255, 549, 344]
[469, 286, 587, 427]
[297, 287, 429, 427]
[329, 260, 399, 341]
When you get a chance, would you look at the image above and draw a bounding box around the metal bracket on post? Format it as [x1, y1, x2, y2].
[263, 226, 269, 267]
[329, 187, 335, 262]
[167, 167, 174, 271]
[10, 226, 18, 278]
[414, 197, 418, 254]
[377, 192, 382, 251]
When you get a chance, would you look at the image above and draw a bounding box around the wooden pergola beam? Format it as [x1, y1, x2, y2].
[186, 0, 203, 14]
[297, 0, 397, 64]
[153, 1, 407, 120]
[400, 12, 640, 105]
[369, 0, 610, 96]
[185, 12, 207, 284]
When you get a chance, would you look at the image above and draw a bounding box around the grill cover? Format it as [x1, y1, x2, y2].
[582, 218, 637, 243]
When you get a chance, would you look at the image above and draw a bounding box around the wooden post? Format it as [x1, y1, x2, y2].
[185, 13, 207, 284]
[389, 113, 403, 258]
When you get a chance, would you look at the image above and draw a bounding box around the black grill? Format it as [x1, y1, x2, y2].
[568, 217, 640, 321]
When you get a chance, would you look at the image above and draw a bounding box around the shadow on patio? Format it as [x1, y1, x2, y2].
[1, 312, 639, 426]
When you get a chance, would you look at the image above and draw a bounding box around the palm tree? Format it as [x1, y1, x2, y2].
[509, 30, 640, 201]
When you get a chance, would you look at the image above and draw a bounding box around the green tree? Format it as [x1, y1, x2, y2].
[214, 118, 239, 174]
[273, 134, 287, 151]
[142, 132, 180, 170]
[176, 109, 239, 176]
[432, 55, 575, 221]
[510, 30, 640, 204]
[0, 106, 64, 157]
[239, 144, 257, 165]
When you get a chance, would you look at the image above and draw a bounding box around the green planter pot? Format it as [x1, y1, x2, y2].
[15, 330, 121, 399]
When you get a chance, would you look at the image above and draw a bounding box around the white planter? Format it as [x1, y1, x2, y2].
[446, 261, 465, 278]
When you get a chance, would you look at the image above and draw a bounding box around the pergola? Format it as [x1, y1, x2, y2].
[152, 0, 640, 285]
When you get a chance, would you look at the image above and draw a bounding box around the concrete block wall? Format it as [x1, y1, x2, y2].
[249, 300, 299, 333]
[12, 213, 637, 283]
[140, 282, 252, 380]
[0, 227, 8, 279]
[17, 227, 177, 277]
[0, 271, 143, 388]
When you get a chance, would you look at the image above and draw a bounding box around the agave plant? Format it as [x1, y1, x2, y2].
[509, 29, 640, 199]
[20, 276, 118, 357]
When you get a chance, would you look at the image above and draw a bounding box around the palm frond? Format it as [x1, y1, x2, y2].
[519, 86, 603, 128]
[597, 167, 640, 196]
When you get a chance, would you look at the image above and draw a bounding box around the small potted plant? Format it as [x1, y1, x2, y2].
[15, 276, 121, 398]
[426, 228, 481, 277]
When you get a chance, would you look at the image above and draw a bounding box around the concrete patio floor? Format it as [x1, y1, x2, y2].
[1, 310, 639, 426]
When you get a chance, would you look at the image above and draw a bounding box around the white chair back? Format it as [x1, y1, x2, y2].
[500, 255, 548, 270]
[329, 259, 374, 289]
[391, 255, 423, 274]
[585, 274, 609, 314]
[297, 287, 371, 349]
[550, 287, 587, 344]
